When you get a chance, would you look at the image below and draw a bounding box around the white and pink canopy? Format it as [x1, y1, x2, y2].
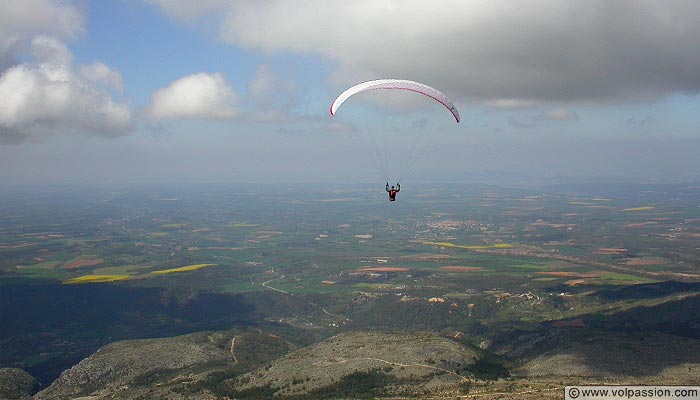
[330, 79, 460, 123]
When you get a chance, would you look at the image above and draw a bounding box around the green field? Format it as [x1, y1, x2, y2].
[4, 183, 700, 388]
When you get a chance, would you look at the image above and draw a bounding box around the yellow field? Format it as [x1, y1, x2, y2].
[151, 263, 217, 275]
[423, 241, 512, 250]
[64, 275, 130, 284]
[160, 223, 187, 229]
[149, 232, 168, 237]
[226, 222, 258, 228]
[622, 206, 655, 211]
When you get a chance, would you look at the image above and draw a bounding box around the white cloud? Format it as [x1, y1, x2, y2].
[486, 99, 540, 109]
[0, 64, 132, 144]
[0, 2, 132, 144]
[149, 1, 700, 104]
[146, 73, 239, 120]
[248, 64, 292, 108]
[246, 64, 300, 122]
[0, 0, 83, 68]
[0, 37, 132, 144]
[0, 0, 83, 38]
[0, 36, 22, 70]
[542, 108, 578, 121]
[80, 62, 124, 92]
[485, 99, 540, 109]
[29, 35, 73, 65]
[145, 67, 303, 123]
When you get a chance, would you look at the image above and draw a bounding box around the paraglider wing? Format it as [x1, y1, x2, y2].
[330, 79, 460, 123]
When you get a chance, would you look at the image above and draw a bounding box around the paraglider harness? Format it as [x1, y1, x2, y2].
[386, 182, 400, 201]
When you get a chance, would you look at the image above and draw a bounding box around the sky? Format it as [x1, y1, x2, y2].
[1, 0, 700, 185]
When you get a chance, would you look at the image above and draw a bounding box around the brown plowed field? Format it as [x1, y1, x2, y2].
[625, 257, 666, 266]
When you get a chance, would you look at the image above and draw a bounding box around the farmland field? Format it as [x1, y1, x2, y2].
[2, 183, 700, 392]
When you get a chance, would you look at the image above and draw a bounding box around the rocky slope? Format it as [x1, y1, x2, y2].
[511, 329, 700, 383]
[31, 330, 487, 399]
[29, 326, 700, 399]
[228, 331, 481, 398]
[33, 331, 239, 400]
[0, 368, 36, 400]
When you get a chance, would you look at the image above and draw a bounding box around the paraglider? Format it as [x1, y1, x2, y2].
[386, 182, 400, 202]
[330, 79, 460, 122]
[330, 79, 459, 201]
